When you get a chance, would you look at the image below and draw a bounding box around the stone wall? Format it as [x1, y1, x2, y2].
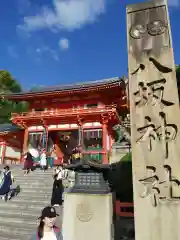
[110, 145, 131, 164]
[5, 145, 21, 161]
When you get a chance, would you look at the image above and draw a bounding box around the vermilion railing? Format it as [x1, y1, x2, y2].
[116, 201, 134, 217]
[11, 105, 117, 119]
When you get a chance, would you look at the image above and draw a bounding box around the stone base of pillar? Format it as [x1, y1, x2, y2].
[62, 193, 114, 240]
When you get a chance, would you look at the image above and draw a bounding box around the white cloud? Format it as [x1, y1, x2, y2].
[168, 0, 180, 7]
[7, 46, 19, 58]
[59, 38, 69, 50]
[17, 0, 106, 32]
[36, 46, 59, 61]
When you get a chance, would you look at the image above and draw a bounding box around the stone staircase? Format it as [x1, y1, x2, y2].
[0, 167, 54, 240]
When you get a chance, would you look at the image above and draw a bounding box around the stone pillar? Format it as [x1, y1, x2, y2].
[62, 164, 113, 240]
[127, 1, 180, 240]
[63, 194, 113, 240]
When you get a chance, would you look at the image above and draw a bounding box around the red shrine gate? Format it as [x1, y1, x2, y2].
[2, 77, 129, 165]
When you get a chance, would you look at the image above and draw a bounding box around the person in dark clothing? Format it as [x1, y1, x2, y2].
[1, 166, 20, 201]
[23, 152, 34, 175]
[51, 167, 64, 207]
[4, 166, 13, 185]
[0, 167, 12, 201]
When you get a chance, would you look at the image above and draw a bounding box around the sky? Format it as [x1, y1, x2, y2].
[0, 0, 180, 90]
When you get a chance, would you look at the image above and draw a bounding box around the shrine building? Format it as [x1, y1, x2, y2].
[0, 77, 129, 165]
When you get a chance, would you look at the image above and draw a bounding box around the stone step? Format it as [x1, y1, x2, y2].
[0, 222, 36, 237]
[0, 231, 31, 240]
[15, 172, 53, 176]
[14, 174, 53, 179]
[15, 195, 51, 204]
[17, 191, 52, 199]
[16, 179, 53, 184]
[14, 170, 54, 174]
[16, 183, 53, 187]
[11, 198, 50, 205]
[0, 206, 63, 226]
[20, 188, 52, 194]
[12, 171, 54, 176]
[0, 208, 40, 218]
[15, 178, 53, 183]
[0, 166, 57, 239]
[0, 201, 46, 210]
[16, 176, 53, 181]
[15, 193, 51, 202]
[0, 215, 37, 225]
[15, 182, 53, 188]
[14, 179, 52, 183]
[17, 185, 52, 190]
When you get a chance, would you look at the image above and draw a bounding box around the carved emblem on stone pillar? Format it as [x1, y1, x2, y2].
[76, 201, 93, 222]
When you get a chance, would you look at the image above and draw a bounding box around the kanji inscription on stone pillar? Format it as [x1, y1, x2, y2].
[127, 0, 180, 239]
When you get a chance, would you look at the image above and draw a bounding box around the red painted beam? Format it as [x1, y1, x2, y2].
[116, 201, 134, 218]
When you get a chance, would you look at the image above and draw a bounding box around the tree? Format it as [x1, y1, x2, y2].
[0, 70, 28, 124]
[0, 70, 22, 93]
[176, 65, 180, 83]
[29, 86, 41, 92]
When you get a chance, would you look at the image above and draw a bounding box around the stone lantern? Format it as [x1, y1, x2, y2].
[62, 158, 114, 240]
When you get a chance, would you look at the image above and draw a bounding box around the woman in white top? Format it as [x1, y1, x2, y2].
[40, 149, 47, 172]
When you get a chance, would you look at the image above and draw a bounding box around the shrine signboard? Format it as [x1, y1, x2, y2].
[127, 0, 180, 239]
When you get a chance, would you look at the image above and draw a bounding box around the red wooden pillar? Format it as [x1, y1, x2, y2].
[45, 126, 49, 151]
[102, 121, 108, 164]
[54, 135, 63, 164]
[77, 116, 84, 156]
[1, 142, 6, 164]
[21, 128, 29, 163]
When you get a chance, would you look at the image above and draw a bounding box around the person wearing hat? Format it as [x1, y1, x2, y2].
[32, 206, 62, 240]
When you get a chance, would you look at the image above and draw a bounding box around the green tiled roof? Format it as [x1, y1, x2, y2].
[0, 124, 22, 133]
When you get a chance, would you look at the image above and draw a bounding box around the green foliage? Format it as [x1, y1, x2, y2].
[176, 65, 180, 82]
[0, 70, 28, 124]
[29, 86, 40, 92]
[0, 70, 22, 93]
[120, 152, 132, 162]
[111, 162, 133, 202]
[176, 65, 180, 71]
[109, 153, 133, 202]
